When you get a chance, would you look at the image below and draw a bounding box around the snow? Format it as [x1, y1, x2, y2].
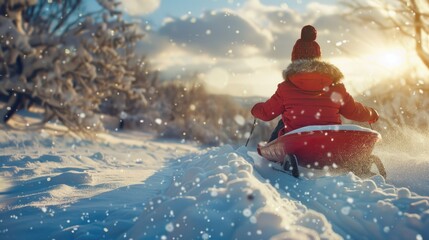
[0, 124, 429, 240]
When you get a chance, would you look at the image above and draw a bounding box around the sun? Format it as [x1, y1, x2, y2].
[378, 52, 403, 68]
[376, 48, 406, 69]
[333, 46, 413, 93]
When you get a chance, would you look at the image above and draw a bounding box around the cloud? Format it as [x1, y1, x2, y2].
[157, 10, 271, 58]
[121, 0, 160, 16]
[238, 0, 301, 33]
[269, 31, 298, 60]
[149, 1, 305, 67]
[306, 2, 339, 16]
[234, 1, 302, 62]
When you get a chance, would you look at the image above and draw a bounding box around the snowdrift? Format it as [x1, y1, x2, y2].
[124, 146, 429, 240]
[0, 130, 428, 240]
[125, 146, 340, 240]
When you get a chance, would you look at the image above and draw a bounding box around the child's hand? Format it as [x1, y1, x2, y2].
[369, 108, 379, 123]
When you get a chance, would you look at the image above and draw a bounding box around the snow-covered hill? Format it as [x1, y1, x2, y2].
[0, 127, 428, 240]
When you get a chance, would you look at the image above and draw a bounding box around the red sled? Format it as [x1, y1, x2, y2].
[257, 124, 386, 179]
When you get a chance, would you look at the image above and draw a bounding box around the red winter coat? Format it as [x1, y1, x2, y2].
[251, 60, 378, 137]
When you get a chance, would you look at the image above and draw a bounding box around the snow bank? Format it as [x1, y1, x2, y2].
[125, 145, 340, 240]
[123, 145, 429, 240]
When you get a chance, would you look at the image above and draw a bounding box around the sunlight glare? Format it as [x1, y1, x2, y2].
[376, 49, 405, 69]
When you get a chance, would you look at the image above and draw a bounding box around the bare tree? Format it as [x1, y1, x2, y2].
[343, 0, 429, 69]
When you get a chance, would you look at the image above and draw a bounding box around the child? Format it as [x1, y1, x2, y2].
[251, 25, 379, 142]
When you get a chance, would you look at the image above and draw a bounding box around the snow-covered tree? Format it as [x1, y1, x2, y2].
[99, 57, 155, 130]
[0, 0, 144, 135]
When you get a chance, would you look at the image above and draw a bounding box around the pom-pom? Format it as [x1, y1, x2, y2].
[301, 25, 317, 42]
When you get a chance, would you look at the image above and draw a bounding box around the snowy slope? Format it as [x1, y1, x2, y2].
[0, 128, 428, 240]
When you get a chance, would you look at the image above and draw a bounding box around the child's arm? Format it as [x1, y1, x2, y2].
[338, 84, 379, 123]
[251, 88, 285, 121]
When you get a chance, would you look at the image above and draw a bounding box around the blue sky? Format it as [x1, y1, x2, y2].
[90, 0, 415, 97]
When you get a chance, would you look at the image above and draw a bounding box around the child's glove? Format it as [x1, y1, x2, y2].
[369, 108, 379, 123]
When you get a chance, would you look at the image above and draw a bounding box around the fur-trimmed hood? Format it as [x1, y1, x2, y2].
[282, 59, 344, 83]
